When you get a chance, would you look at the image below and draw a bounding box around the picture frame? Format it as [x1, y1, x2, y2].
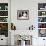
[17, 10, 29, 20]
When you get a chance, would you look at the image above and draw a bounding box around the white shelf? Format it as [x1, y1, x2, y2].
[0, 10, 8, 11]
[38, 16, 46, 17]
[0, 16, 8, 17]
[38, 22, 46, 23]
[0, 22, 8, 23]
[38, 10, 46, 11]
[38, 28, 46, 29]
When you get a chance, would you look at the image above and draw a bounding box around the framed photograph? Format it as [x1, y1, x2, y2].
[17, 10, 29, 20]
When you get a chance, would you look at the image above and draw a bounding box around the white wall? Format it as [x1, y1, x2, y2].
[11, 0, 46, 30]
[11, 0, 38, 30]
[11, 0, 46, 46]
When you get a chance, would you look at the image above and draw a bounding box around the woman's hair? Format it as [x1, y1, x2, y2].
[25, 12, 27, 14]
[22, 12, 24, 16]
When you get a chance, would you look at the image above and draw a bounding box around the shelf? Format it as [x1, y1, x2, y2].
[0, 16, 8, 17]
[0, 3, 8, 37]
[38, 10, 46, 11]
[0, 10, 8, 11]
[38, 22, 46, 23]
[0, 22, 8, 23]
[38, 15, 46, 17]
[38, 3, 46, 37]
[38, 28, 46, 29]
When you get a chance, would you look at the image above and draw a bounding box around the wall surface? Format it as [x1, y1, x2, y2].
[11, 0, 38, 30]
[11, 0, 46, 30]
[11, 0, 46, 46]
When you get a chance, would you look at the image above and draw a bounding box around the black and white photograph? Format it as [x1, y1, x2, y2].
[17, 10, 29, 20]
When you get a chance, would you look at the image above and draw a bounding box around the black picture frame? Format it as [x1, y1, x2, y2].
[17, 10, 29, 20]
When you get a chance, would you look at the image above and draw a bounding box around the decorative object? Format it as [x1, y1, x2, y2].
[38, 3, 46, 10]
[11, 23, 16, 30]
[15, 35, 32, 46]
[29, 25, 35, 30]
[5, 6, 8, 10]
[0, 3, 8, 10]
[38, 17, 46, 22]
[19, 35, 29, 40]
[0, 23, 8, 37]
[43, 38, 46, 46]
[38, 23, 46, 28]
[0, 17, 8, 22]
[42, 12, 45, 15]
[0, 6, 1, 10]
[39, 29, 46, 37]
[21, 40, 25, 46]
[0, 11, 8, 16]
[38, 11, 46, 16]
[17, 10, 29, 20]
[38, 3, 46, 37]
